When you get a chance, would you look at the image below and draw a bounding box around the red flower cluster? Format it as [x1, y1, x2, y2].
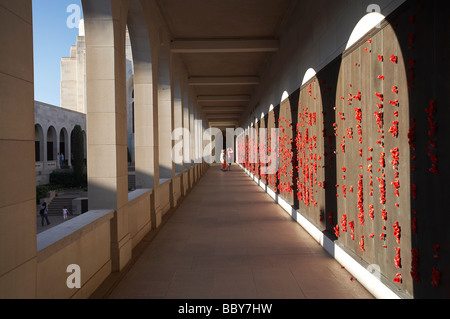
[389, 121, 399, 137]
[391, 179, 400, 197]
[390, 54, 398, 63]
[381, 209, 388, 221]
[355, 108, 362, 123]
[369, 204, 375, 220]
[411, 248, 420, 284]
[425, 101, 438, 174]
[432, 267, 441, 287]
[393, 221, 401, 244]
[378, 175, 386, 205]
[357, 175, 364, 225]
[412, 216, 417, 234]
[359, 235, 365, 252]
[408, 118, 416, 151]
[334, 225, 340, 238]
[379, 152, 385, 168]
[341, 214, 347, 232]
[394, 247, 401, 268]
[392, 86, 399, 94]
[349, 220, 355, 240]
[390, 148, 400, 170]
[374, 111, 384, 127]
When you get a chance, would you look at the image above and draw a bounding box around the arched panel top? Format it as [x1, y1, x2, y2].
[346, 12, 386, 50]
[302, 68, 317, 86]
[281, 91, 289, 103]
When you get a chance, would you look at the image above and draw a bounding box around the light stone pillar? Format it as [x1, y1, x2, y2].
[157, 46, 173, 180]
[189, 94, 195, 186]
[173, 76, 183, 176]
[0, 0, 37, 298]
[127, 0, 160, 229]
[82, 0, 131, 272]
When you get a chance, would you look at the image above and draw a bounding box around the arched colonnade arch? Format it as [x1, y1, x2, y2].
[237, 5, 440, 298]
[81, 0, 207, 272]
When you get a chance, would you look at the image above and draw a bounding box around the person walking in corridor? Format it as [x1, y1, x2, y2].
[40, 202, 50, 226]
[220, 149, 226, 171]
[227, 147, 234, 171]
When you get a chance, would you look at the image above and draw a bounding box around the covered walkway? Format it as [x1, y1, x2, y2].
[101, 165, 373, 299]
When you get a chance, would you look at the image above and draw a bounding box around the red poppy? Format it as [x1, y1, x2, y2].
[411, 248, 420, 284]
[394, 247, 401, 268]
[432, 267, 441, 287]
[394, 273, 402, 283]
[381, 209, 387, 221]
[360, 236, 365, 252]
[369, 204, 375, 220]
[393, 221, 401, 244]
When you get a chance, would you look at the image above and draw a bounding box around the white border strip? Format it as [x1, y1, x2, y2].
[241, 165, 401, 299]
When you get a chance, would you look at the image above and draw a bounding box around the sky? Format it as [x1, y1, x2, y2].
[33, 0, 83, 106]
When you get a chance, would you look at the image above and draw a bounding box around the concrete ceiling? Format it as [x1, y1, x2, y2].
[156, 0, 296, 129]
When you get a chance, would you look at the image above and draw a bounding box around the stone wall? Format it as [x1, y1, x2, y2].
[239, 0, 450, 299]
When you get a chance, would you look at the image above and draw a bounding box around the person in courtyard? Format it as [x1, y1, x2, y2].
[40, 202, 50, 226]
[63, 206, 69, 220]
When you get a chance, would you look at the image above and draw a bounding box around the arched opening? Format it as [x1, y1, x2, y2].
[46, 126, 57, 161]
[70, 125, 85, 168]
[127, 0, 156, 191]
[35, 124, 44, 162]
[345, 12, 386, 50]
[281, 91, 289, 103]
[296, 74, 325, 227]
[302, 68, 317, 86]
[278, 91, 296, 206]
[259, 112, 268, 185]
[335, 12, 411, 294]
[59, 128, 68, 167]
[125, 27, 136, 191]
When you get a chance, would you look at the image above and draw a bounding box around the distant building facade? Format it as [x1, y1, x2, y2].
[60, 19, 136, 160]
[35, 21, 135, 186]
[34, 101, 86, 185]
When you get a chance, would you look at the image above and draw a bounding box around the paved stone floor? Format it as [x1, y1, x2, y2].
[103, 164, 373, 299]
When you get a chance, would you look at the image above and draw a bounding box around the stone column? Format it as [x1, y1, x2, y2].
[82, 0, 131, 272]
[157, 46, 173, 180]
[0, 0, 37, 298]
[127, 0, 160, 228]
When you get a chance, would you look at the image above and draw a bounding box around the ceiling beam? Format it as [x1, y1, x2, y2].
[208, 119, 241, 124]
[171, 39, 279, 54]
[198, 95, 251, 103]
[205, 113, 241, 120]
[209, 122, 239, 127]
[189, 76, 260, 86]
[202, 106, 244, 113]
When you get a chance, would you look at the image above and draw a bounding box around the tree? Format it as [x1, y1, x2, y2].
[71, 125, 85, 187]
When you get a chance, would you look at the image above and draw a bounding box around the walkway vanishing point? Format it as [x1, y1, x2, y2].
[95, 164, 373, 299]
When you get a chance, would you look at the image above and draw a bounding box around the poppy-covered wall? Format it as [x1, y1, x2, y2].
[238, 0, 450, 299]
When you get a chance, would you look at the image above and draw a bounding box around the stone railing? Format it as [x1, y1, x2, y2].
[34, 163, 209, 299]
